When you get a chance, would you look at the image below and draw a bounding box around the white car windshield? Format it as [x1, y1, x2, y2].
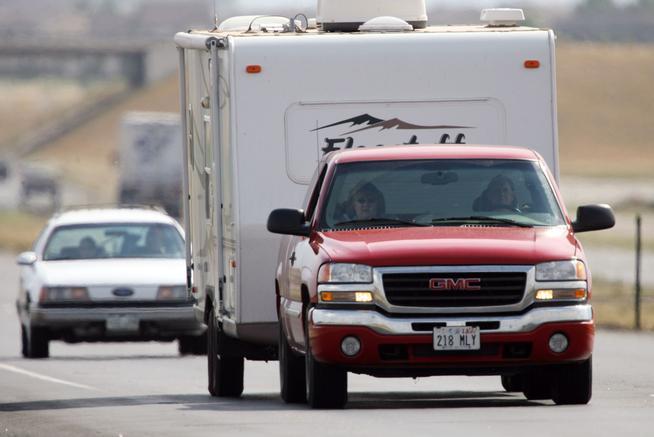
[42, 223, 184, 260]
[319, 159, 566, 229]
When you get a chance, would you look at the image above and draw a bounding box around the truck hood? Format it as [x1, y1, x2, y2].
[318, 226, 578, 266]
[35, 258, 186, 286]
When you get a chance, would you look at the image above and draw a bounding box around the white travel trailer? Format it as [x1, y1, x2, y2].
[175, 1, 559, 396]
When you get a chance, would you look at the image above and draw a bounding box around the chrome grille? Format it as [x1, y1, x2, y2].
[382, 272, 526, 307]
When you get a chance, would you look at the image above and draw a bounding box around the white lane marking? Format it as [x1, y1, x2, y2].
[0, 363, 96, 390]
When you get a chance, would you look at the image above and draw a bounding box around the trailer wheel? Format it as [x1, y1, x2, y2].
[179, 334, 207, 356]
[207, 308, 243, 397]
[304, 306, 347, 409]
[279, 322, 306, 403]
[552, 357, 592, 405]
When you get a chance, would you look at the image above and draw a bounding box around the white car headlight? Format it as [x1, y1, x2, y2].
[39, 287, 89, 302]
[157, 285, 188, 300]
[536, 260, 587, 281]
[318, 263, 373, 283]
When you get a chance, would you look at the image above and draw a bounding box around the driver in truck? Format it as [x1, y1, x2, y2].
[474, 175, 518, 212]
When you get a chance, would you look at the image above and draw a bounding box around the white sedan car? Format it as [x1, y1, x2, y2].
[16, 207, 206, 358]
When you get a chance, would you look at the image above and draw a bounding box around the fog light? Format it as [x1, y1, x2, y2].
[549, 333, 569, 353]
[340, 336, 361, 357]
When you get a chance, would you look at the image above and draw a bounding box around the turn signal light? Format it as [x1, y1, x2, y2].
[246, 65, 262, 74]
[536, 288, 587, 301]
[320, 291, 373, 303]
[524, 60, 540, 69]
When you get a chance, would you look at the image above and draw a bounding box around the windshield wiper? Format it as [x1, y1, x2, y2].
[333, 218, 428, 228]
[430, 216, 533, 228]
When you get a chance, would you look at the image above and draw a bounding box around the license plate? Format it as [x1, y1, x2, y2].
[433, 326, 480, 351]
[106, 315, 140, 333]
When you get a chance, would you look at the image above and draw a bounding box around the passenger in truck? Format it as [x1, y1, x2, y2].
[473, 175, 519, 212]
[336, 182, 386, 222]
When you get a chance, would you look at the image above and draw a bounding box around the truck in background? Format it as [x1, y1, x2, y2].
[118, 112, 182, 218]
[176, 0, 573, 399]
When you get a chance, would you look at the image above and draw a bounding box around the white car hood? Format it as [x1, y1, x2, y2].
[36, 258, 186, 287]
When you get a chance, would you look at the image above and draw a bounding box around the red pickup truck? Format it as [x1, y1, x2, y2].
[268, 145, 614, 409]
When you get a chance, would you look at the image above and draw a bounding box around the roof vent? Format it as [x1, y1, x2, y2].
[317, 0, 427, 32]
[480, 8, 525, 27]
[359, 16, 413, 32]
[218, 15, 291, 32]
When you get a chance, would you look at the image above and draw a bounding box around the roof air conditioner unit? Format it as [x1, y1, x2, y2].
[317, 0, 427, 32]
[480, 9, 525, 27]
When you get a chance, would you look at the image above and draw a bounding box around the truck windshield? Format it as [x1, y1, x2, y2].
[319, 159, 566, 230]
[43, 223, 185, 260]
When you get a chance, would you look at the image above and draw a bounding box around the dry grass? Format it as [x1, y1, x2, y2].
[557, 43, 654, 177]
[0, 210, 47, 253]
[29, 74, 180, 202]
[0, 79, 124, 153]
[592, 279, 654, 330]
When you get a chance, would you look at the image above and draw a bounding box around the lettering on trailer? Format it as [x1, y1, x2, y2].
[429, 278, 482, 291]
[311, 114, 473, 155]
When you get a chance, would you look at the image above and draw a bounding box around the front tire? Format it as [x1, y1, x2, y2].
[552, 357, 592, 405]
[304, 307, 347, 409]
[207, 308, 244, 397]
[279, 322, 306, 403]
[501, 374, 524, 392]
[21, 325, 28, 358]
[25, 325, 49, 359]
[522, 369, 551, 401]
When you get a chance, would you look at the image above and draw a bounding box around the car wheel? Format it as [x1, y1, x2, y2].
[304, 306, 347, 409]
[26, 325, 49, 359]
[207, 307, 244, 397]
[522, 369, 552, 401]
[279, 322, 306, 403]
[179, 334, 207, 356]
[552, 357, 592, 405]
[501, 374, 524, 392]
[21, 324, 28, 358]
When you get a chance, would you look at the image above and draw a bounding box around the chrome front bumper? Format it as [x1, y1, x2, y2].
[310, 305, 593, 335]
[30, 304, 201, 327]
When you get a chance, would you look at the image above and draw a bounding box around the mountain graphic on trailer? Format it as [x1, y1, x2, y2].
[311, 113, 472, 135]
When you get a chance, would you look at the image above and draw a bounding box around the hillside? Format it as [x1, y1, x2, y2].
[557, 43, 654, 177]
[30, 74, 180, 201]
[28, 42, 654, 202]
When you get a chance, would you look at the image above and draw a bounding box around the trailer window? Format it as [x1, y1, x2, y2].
[319, 159, 565, 229]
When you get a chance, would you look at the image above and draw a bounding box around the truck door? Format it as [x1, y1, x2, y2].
[284, 163, 328, 346]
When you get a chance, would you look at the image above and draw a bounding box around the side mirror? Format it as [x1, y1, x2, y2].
[16, 251, 37, 266]
[572, 204, 615, 233]
[267, 209, 310, 237]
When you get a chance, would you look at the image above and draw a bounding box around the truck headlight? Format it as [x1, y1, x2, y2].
[157, 285, 188, 300]
[536, 260, 587, 281]
[39, 286, 89, 302]
[318, 263, 373, 284]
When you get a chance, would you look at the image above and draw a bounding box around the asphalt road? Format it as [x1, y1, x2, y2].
[1, 252, 653, 437]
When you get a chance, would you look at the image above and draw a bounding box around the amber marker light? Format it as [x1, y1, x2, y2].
[319, 291, 373, 303]
[524, 60, 540, 69]
[246, 65, 262, 74]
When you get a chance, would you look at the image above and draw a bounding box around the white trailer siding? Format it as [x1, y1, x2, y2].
[227, 28, 556, 327]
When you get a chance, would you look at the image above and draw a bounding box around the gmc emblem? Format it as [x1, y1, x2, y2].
[429, 278, 482, 291]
